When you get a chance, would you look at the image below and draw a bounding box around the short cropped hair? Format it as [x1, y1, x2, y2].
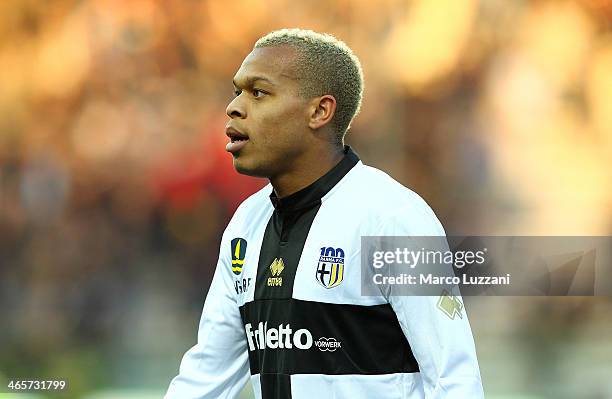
[254, 28, 364, 144]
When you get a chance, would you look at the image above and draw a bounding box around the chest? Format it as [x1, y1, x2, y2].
[233, 203, 379, 307]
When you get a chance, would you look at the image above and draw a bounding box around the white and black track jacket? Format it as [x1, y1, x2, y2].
[165, 147, 484, 399]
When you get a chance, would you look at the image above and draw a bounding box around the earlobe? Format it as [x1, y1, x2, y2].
[308, 95, 336, 130]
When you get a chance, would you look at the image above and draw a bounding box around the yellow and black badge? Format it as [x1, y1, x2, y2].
[231, 238, 247, 275]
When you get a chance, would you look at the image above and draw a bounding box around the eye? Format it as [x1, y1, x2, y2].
[253, 89, 266, 98]
[233, 89, 242, 97]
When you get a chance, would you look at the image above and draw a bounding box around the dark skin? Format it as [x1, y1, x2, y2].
[225, 45, 344, 198]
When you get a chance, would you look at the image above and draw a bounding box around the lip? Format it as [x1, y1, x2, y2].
[226, 126, 249, 140]
[225, 126, 250, 154]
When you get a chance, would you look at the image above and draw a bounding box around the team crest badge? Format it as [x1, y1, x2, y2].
[316, 247, 345, 289]
[231, 238, 247, 275]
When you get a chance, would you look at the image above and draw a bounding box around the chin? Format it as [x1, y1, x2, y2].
[232, 157, 271, 178]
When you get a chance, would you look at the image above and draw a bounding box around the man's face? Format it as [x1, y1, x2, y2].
[225, 45, 311, 178]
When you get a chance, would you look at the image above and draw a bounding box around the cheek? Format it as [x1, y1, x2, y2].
[257, 101, 306, 144]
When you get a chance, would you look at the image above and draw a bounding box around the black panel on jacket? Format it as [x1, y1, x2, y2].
[240, 298, 420, 376]
[254, 146, 360, 301]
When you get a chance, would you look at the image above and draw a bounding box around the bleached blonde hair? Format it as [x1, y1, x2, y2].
[254, 28, 364, 144]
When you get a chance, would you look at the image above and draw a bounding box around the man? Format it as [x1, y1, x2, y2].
[165, 28, 484, 399]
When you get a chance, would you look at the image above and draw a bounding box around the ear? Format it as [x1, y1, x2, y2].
[308, 95, 336, 130]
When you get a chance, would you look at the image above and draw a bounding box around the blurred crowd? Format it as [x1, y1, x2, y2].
[0, 0, 611, 397]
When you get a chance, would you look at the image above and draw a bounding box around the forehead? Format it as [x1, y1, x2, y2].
[233, 45, 299, 86]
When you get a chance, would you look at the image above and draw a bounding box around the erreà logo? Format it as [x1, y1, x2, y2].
[267, 258, 284, 287]
[231, 238, 247, 275]
[437, 289, 464, 320]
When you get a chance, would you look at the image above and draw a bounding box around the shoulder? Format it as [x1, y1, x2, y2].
[326, 162, 445, 236]
[222, 183, 274, 240]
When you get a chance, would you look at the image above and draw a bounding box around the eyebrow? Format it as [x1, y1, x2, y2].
[232, 76, 276, 88]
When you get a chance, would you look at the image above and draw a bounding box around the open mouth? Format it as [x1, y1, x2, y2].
[225, 127, 250, 153]
[229, 134, 248, 144]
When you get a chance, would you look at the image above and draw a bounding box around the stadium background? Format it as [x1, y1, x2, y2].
[1, 0, 611, 398]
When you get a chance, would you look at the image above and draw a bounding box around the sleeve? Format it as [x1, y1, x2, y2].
[164, 234, 250, 399]
[378, 202, 485, 399]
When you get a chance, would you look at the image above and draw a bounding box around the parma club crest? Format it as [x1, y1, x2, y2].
[231, 238, 247, 275]
[316, 247, 345, 289]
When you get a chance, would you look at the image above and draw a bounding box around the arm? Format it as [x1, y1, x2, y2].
[389, 291, 484, 398]
[164, 236, 250, 399]
[380, 204, 484, 398]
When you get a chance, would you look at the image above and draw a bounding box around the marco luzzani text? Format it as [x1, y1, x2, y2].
[371, 248, 511, 286]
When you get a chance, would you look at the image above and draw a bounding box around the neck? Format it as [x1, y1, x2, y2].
[270, 146, 345, 198]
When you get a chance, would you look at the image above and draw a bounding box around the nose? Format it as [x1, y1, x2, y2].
[226, 96, 246, 119]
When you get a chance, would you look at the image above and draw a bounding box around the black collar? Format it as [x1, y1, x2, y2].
[269, 145, 360, 213]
